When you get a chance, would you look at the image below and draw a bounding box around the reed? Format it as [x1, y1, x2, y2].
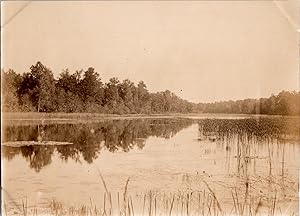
[2, 171, 296, 216]
[3, 188, 292, 216]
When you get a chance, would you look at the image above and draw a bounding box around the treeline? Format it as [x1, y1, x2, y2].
[2, 61, 193, 114]
[2, 61, 300, 115]
[198, 91, 300, 116]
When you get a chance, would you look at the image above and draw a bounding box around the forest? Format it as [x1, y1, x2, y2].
[2, 61, 300, 116]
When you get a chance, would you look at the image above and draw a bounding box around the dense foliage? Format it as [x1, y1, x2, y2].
[2, 62, 193, 114]
[197, 91, 300, 116]
[2, 61, 300, 115]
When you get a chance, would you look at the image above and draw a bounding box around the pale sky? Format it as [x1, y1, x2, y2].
[1, 1, 299, 103]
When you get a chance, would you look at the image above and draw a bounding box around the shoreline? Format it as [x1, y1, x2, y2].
[2, 112, 298, 127]
[1, 112, 294, 121]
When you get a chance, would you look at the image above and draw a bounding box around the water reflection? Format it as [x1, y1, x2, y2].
[2, 117, 300, 215]
[2, 119, 193, 172]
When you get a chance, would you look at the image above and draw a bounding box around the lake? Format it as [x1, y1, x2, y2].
[2, 116, 300, 216]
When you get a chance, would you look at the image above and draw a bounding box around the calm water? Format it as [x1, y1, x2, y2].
[2, 117, 300, 215]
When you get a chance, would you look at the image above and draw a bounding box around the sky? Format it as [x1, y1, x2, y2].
[1, 0, 299, 103]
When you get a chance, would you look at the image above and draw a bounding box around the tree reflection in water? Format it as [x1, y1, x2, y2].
[3, 117, 299, 174]
[2, 119, 193, 172]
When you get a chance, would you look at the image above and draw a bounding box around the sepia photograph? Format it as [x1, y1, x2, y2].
[1, 0, 300, 215]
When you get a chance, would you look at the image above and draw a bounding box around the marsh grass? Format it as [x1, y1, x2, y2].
[2, 187, 296, 216]
[3, 180, 297, 214]
[2, 170, 297, 216]
[2, 112, 202, 123]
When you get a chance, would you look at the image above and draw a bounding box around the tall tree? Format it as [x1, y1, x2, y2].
[1, 69, 22, 111]
[79, 67, 104, 105]
[119, 79, 135, 113]
[104, 77, 121, 112]
[18, 62, 56, 112]
[136, 81, 150, 113]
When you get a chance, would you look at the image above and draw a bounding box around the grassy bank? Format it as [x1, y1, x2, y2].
[1, 112, 198, 126]
[2, 112, 193, 120]
[1, 112, 285, 121]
